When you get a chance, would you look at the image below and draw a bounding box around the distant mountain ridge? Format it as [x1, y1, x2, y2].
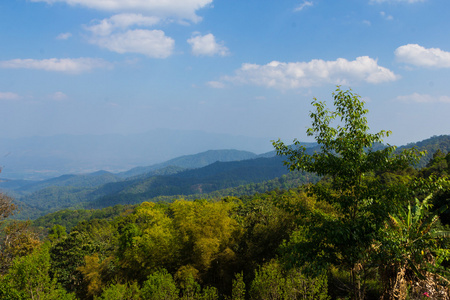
[9, 156, 293, 219]
[0, 149, 262, 195]
[117, 149, 258, 178]
[2, 134, 449, 220]
[0, 129, 275, 180]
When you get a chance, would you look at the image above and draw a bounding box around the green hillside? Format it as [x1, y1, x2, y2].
[117, 149, 258, 178]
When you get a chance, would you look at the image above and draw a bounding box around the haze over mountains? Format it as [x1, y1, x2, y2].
[0, 148, 312, 220]
[0, 129, 276, 180]
[0, 134, 448, 221]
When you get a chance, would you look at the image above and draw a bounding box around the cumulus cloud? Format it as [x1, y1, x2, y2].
[84, 14, 174, 58]
[90, 29, 174, 58]
[0, 92, 20, 100]
[56, 32, 72, 40]
[30, 0, 213, 23]
[85, 14, 161, 36]
[0, 58, 112, 74]
[222, 56, 398, 89]
[395, 44, 450, 68]
[187, 33, 229, 56]
[396, 93, 450, 103]
[294, 1, 313, 12]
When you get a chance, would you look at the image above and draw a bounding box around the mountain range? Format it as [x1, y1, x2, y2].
[0, 129, 276, 180]
[0, 134, 449, 220]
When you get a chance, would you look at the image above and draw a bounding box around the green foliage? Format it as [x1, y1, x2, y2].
[32, 204, 134, 232]
[0, 221, 41, 275]
[0, 279, 27, 300]
[231, 272, 245, 300]
[171, 199, 242, 284]
[0, 126, 447, 300]
[96, 282, 140, 300]
[249, 260, 329, 300]
[118, 202, 180, 282]
[3, 244, 76, 300]
[377, 189, 450, 299]
[398, 135, 450, 169]
[50, 218, 117, 297]
[273, 87, 424, 299]
[236, 189, 305, 278]
[141, 269, 179, 300]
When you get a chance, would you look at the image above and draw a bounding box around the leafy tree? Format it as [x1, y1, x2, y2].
[50, 228, 101, 295]
[141, 269, 179, 300]
[97, 281, 140, 300]
[0, 192, 16, 222]
[171, 199, 243, 290]
[3, 243, 75, 300]
[117, 202, 180, 282]
[273, 87, 422, 299]
[0, 221, 41, 275]
[249, 259, 329, 300]
[230, 272, 245, 300]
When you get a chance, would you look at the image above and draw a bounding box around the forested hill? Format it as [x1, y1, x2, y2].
[117, 149, 258, 178]
[396, 135, 450, 168]
[3, 135, 450, 220]
[10, 156, 306, 219]
[31, 170, 317, 231]
[87, 156, 295, 209]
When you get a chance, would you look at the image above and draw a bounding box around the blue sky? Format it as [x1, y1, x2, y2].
[0, 0, 449, 146]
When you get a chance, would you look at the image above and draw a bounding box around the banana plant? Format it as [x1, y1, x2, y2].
[378, 194, 450, 299]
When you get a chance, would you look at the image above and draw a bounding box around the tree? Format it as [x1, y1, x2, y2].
[171, 198, 243, 292]
[0, 175, 40, 275]
[117, 202, 180, 282]
[249, 259, 329, 300]
[273, 87, 422, 299]
[2, 243, 76, 300]
[141, 269, 179, 300]
[0, 194, 15, 223]
[377, 192, 450, 299]
[0, 221, 41, 275]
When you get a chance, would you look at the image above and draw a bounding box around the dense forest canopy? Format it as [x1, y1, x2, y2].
[0, 88, 448, 300]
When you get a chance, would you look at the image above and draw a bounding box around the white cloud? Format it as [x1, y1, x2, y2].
[0, 92, 20, 100]
[222, 56, 398, 89]
[187, 33, 229, 56]
[85, 14, 161, 36]
[0, 58, 112, 74]
[294, 1, 313, 12]
[90, 29, 174, 58]
[396, 93, 450, 103]
[49, 92, 68, 101]
[56, 32, 72, 40]
[395, 44, 450, 68]
[380, 11, 394, 20]
[30, 0, 213, 23]
[207, 81, 225, 88]
[84, 14, 174, 58]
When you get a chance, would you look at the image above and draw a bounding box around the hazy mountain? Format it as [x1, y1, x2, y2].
[5, 134, 450, 220]
[117, 149, 258, 178]
[0, 129, 274, 180]
[12, 155, 291, 219]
